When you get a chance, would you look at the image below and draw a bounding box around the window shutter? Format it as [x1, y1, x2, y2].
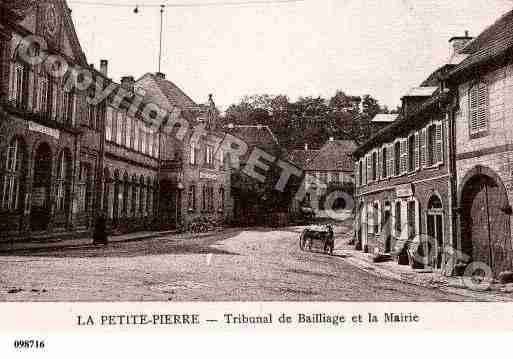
[469, 84, 479, 133]
[387, 144, 394, 178]
[436, 122, 443, 164]
[377, 149, 382, 180]
[414, 132, 420, 170]
[400, 139, 407, 174]
[355, 162, 359, 187]
[477, 82, 488, 131]
[420, 128, 426, 168]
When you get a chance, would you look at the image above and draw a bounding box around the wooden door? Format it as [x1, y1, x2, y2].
[469, 181, 493, 272]
[486, 181, 512, 276]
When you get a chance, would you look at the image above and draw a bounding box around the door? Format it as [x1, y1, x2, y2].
[30, 144, 52, 231]
[383, 210, 391, 253]
[427, 214, 443, 269]
[462, 175, 512, 277]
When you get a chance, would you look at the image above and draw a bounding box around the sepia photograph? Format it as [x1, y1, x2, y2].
[2, 0, 513, 305]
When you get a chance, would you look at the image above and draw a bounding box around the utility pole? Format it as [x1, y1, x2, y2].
[158, 4, 165, 73]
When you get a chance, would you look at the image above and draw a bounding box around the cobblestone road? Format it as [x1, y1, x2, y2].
[0, 227, 475, 301]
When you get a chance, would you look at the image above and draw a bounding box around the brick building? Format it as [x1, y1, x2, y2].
[0, 1, 105, 240]
[446, 10, 513, 276]
[354, 67, 453, 271]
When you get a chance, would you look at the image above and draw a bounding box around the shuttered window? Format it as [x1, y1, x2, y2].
[469, 82, 488, 135]
[414, 132, 420, 170]
[387, 144, 393, 178]
[407, 135, 415, 172]
[355, 162, 360, 187]
[435, 122, 443, 164]
[400, 139, 407, 174]
[394, 142, 401, 176]
[420, 128, 427, 168]
[366, 155, 371, 184]
[381, 146, 387, 179]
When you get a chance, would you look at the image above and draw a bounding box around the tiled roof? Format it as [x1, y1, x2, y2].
[224, 124, 280, 154]
[288, 149, 320, 168]
[449, 9, 513, 77]
[145, 73, 199, 111]
[305, 140, 357, 172]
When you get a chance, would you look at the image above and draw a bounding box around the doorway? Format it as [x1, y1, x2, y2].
[427, 195, 444, 269]
[30, 143, 52, 231]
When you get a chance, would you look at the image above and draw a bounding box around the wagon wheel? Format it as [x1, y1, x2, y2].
[299, 230, 306, 251]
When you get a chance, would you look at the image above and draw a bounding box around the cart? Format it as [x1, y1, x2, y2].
[299, 224, 334, 255]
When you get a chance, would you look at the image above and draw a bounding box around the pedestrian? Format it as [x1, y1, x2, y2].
[93, 212, 108, 246]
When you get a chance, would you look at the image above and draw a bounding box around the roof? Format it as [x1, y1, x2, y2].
[224, 124, 280, 154]
[448, 9, 513, 78]
[305, 140, 357, 172]
[288, 149, 320, 168]
[354, 91, 451, 157]
[371, 114, 398, 123]
[403, 86, 438, 97]
[141, 73, 199, 111]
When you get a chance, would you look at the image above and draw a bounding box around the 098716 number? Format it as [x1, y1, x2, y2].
[13, 340, 45, 350]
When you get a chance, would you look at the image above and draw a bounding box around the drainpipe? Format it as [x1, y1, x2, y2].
[446, 89, 459, 261]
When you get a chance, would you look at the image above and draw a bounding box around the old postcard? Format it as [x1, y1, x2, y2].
[2, 0, 513, 354]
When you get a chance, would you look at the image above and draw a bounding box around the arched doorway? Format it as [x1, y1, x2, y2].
[460, 166, 512, 277]
[30, 143, 52, 231]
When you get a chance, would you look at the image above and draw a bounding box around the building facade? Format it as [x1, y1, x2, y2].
[0, 1, 104, 240]
[354, 71, 453, 271]
[135, 73, 233, 229]
[447, 11, 513, 276]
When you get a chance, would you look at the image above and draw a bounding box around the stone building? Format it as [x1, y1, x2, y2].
[289, 139, 356, 219]
[0, 1, 104, 240]
[353, 67, 453, 271]
[446, 10, 513, 276]
[135, 73, 233, 229]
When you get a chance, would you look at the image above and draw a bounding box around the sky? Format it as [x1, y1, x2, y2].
[68, 0, 513, 111]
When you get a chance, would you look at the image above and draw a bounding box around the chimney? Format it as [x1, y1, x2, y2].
[449, 31, 473, 56]
[100, 59, 108, 76]
[155, 72, 166, 80]
[121, 76, 135, 92]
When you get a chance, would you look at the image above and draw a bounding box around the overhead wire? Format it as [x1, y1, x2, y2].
[68, 0, 304, 8]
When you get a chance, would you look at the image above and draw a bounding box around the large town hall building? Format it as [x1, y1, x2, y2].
[0, 0, 233, 241]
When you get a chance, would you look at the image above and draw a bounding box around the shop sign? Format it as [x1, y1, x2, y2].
[200, 171, 217, 180]
[28, 121, 60, 139]
[396, 183, 413, 198]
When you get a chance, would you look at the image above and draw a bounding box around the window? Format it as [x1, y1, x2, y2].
[372, 152, 377, 181]
[407, 200, 416, 239]
[373, 202, 379, 234]
[427, 124, 436, 166]
[408, 135, 415, 172]
[469, 81, 488, 135]
[205, 145, 214, 166]
[190, 143, 197, 165]
[38, 75, 49, 114]
[62, 90, 75, 124]
[358, 160, 363, 185]
[77, 164, 90, 213]
[55, 151, 69, 212]
[1, 138, 25, 211]
[394, 201, 402, 237]
[188, 185, 196, 211]
[208, 186, 214, 212]
[125, 116, 132, 148]
[381, 147, 387, 179]
[106, 108, 113, 141]
[10, 61, 27, 107]
[87, 104, 95, 128]
[394, 142, 400, 176]
[116, 112, 124, 145]
[134, 122, 140, 151]
[219, 187, 225, 212]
